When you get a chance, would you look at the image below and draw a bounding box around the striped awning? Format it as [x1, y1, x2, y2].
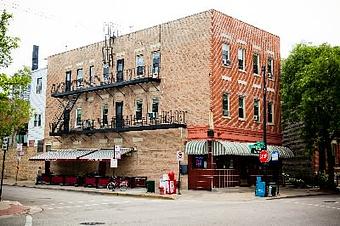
[185, 140, 294, 159]
[29, 149, 97, 161]
[79, 148, 133, 160]
[185, 140, 208, 155]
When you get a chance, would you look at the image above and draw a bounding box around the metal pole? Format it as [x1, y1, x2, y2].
[178, 161, 181, 195]
[262, 66, 267, 150]
[0, 145, 8, 201]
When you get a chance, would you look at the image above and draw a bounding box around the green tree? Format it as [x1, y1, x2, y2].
[281, 43, 340, 188]
[0, 10, 31, 139]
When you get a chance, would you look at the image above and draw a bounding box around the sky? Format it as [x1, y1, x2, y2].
[1, 0, 339, 75]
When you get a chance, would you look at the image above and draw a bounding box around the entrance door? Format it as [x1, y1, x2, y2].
[98, 161, 106, 176]
[115, 102, 123, 128]
[65, 71, 72, 92]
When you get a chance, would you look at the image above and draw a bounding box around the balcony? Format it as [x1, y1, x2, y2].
[49, 110, 186, 136]
[51, 65, 161, 98]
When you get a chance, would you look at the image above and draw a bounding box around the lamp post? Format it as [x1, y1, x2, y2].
[0, 136, 9, 201]
[262, 66, 267, 150]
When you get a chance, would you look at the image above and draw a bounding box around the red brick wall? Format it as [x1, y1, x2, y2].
[207, 10, 282, 145]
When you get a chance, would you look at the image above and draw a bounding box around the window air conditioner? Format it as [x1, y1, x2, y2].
[148, 112, 157, 119]
[152, 72, 159, 78]
[223, 110, 230, 116]
[253, 115, 259, 121]
[267, 72, 272, 78]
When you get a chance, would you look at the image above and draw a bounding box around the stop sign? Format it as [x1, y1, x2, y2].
[259, 150, 269, 163]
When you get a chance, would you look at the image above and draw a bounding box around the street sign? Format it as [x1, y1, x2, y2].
[271, 151, 279, 161]
[249, 141, 266, 154]
[110, 158, 118, 168]
[176, 151, 184, 161]
[114, 145, 121, 159]
[259, 150, 270, 163]
[2, 137, 9, 151]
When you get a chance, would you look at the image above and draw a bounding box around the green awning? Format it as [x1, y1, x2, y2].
[185, 140, 294, 159]
[185, 140, 208, 155]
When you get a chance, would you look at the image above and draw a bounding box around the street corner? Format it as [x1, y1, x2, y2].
[0, 201, 30, 218]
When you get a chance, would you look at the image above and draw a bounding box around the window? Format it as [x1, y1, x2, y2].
[254, 99, 260, 122]
[34, 114, 38, 127]
[65, 71, 72, 92]
[135, 99, 143, 120]
[238, 96, 245, 119]
[101, 104, 109, 126]
[152, 51, 160, 76]
[268, 102, 274, 123]
[238, 48, 245, 70]
[136, 54, 145, 76]
[77, 68, 83, 87]
[33, 114, 41, 127]
[37, 140, 43, 153]
[116, 59, 124, 82]
[267, 57, 274, 77]
[36, 77, 42, 94]
[103, 64, 110, 83]
[38, 114, 41, 127]
[149, 98, 159, 119]
[222, 93, 230, 117]
[45, 144, 51, 152]
[76, 108, 82, 127]
[193, 155, 207, 169]
[253, 53, 260, 75]
[222, 44, 230, 66]
[89, 66, 94, 85]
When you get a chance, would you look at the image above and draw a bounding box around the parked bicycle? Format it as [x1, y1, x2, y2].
[106, 176, 129, 191]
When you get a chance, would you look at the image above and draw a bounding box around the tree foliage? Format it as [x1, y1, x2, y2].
[0, 10, 31, 138]
[281, 43, 340, 188]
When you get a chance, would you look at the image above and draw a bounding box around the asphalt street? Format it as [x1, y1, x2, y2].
[1, 185, 340, 226]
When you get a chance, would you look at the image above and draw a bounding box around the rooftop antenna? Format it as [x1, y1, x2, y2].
[102, 22, 116, 67]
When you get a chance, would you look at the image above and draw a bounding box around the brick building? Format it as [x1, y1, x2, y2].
[30, 9, 293, 190]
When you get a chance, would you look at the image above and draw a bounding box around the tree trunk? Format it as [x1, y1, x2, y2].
[326, 139, 335, 189]
[319, 142, 326, 173]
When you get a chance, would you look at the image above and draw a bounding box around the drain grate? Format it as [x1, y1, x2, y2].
[323, 200, 336, 203]
[80, 222, 105, 225]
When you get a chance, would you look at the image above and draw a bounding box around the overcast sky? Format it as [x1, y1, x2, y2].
[1, 0, 339, 74]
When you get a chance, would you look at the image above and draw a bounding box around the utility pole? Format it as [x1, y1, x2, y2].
[0, 137, 9, 201]
[262, 66, 267, 150]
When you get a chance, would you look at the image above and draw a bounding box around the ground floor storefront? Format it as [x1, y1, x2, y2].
[185, 140, 294, 190]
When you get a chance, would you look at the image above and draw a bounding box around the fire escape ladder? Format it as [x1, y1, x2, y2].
[51, 93, 81, 134]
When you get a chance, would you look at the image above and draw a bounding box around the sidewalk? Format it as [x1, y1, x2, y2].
[1, 178, 337, 217]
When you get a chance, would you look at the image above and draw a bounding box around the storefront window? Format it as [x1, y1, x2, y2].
[193, 155, 207, 169]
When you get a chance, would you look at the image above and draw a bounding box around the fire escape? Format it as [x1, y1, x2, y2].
[49, 23, 186, 137]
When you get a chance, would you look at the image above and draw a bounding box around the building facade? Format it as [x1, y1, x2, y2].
[34, 9, 293, 190]
[27, 67, 47, 151]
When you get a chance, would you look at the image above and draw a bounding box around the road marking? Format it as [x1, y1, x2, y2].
[46, 207, 54, 210]
[25, 215, 32, 226]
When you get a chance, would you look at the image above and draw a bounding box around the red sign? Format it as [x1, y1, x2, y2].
[259, 150, 269, 163]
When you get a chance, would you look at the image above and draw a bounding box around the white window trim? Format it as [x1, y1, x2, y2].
[268, 102, 274, 125]
[238, 96, 246, 120]
[222, 93, 230, 118]
[254, 99, 260, 122]
[75, 108, 82, 128]
[238, 48, 246, 72]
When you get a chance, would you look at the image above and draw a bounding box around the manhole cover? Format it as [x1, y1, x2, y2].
[80, 222, 105, 225]
[323, 200, 336, 203]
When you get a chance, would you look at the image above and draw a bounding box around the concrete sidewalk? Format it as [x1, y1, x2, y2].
[1, 178, 337, 218]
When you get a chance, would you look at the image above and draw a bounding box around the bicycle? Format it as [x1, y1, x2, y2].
[106, 176, 129, 191]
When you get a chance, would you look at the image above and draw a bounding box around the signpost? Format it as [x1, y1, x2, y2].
[176, 151, 183, 195]
[1, 137, 9, 201]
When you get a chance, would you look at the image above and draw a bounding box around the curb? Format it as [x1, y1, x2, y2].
[266, 193, 335, 200]
[4, 183, 176, 200]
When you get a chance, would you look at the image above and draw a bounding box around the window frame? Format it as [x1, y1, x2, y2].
[267, 57, 274, 78]
[36, 77, 42, 94]
[136, 54, 145, 77]
[253, 99, 260, 122]
[89, 65, 94, 85]
[75, 108, 82, 127]
[135, 99, 143, 121]
[101, 104, 109, 126]
[253, 53, 260, 75]
[76, 68, 83, 87]
[238, 96, 246, 119]
[222, 43, 231, 66]
[152, 51, 160, 75]
[222, 93, 230, 117]
[103, 63, 110, 83]
[238, 48, 246, 71]
[267, 101, 274, 124]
